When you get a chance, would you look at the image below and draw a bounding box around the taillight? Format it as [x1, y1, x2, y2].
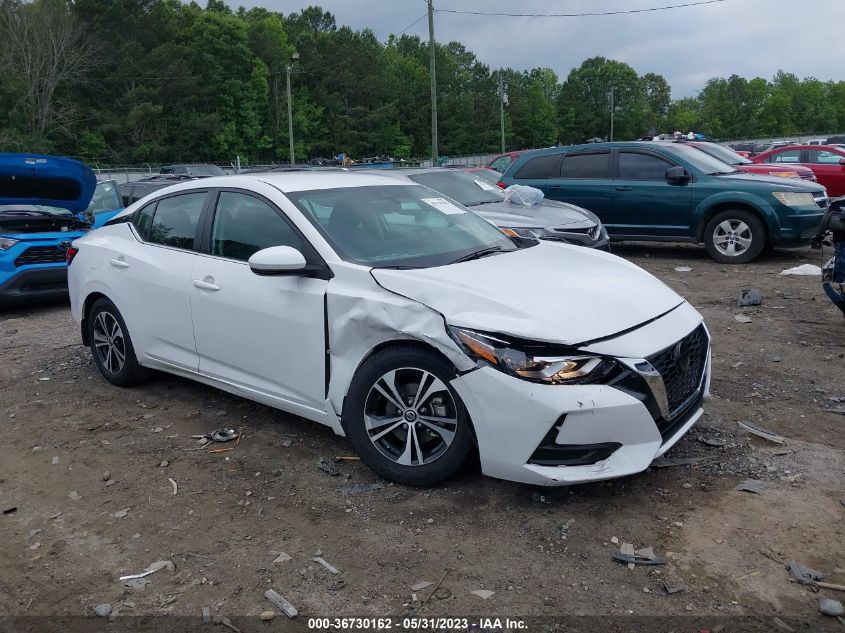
[66, 246, 79, 265]
[496, 181, 506, 189]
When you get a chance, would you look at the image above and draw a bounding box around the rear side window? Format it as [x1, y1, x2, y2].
[147, 192, 206, 250]
[618, 152, 673, 180]
[560, 153, 609, 179]
[808, 150, 843, 164]
[513, 154, 561, 179]
[132, 201, 157, 239]
[767, 149, 801, 164]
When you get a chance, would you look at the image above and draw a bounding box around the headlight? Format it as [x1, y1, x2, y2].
[773, 191, 816, 207]
[0, 237, 19, 251]
[501, 227, 545, 239]
[449, 326, 613, 384]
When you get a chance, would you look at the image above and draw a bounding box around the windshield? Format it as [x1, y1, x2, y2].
[666, 143, 738, 175]
[693, 143, 752, 165]
[406, 171, 504, 206]
[288, 184, 518, 268]
[191, 164, 226, 176]
[0, 204, 71, 216]
[87, 180, 122, 214]
[465, 168, 502, 184]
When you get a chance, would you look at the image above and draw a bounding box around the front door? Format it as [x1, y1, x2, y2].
[611, 150, 692, 238]
[190, 190, 329, 414]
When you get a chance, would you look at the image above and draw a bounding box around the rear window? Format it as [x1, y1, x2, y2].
[146, 192, 206, 250]
[559, 153, 609, 179]
[513, 154, 561, 180]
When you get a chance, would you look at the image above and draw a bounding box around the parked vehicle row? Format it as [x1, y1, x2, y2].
[497, 141, 828, 263]
[751, 145, 845, 196]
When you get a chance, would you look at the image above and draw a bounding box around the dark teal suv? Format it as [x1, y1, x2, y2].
[499, 141, 828, 263]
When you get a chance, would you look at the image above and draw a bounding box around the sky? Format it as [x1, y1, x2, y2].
[235, 0, 845, 98]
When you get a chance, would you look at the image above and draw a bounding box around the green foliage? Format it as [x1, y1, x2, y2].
[0, 1, 843, 164]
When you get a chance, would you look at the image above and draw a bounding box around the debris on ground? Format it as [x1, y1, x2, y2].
[334, 455, 360, 461]
[471, 589, 495, 600]
[734, 314, 753, 323]
[674, 266, 692, 272]
[823, 407, 845, 415]
[264, 589, 298, 618]
[411, 581, 433, 592]
[312, 556, 340, 574]
[259, 611, 275, 621]
[113, 507, 131, 518]
[192, 428, 238, 443]
[787, 561, 825, 585]
[737, 288, 763, 307]
[273, 552, 292, 564]
[168, 478, 178, 495]
[736, 479, 765, 494]
[738, 421, 786, 445]
[613, 543, 667, 567]
[780, 264, 822, 276]
[771, 616, 794, 632]
[213, 615, 241, 632]
[341, 482, 385, 494]
[93, 603, 112, 618]
[202, 607, 212, 624]
[699, 436, 726, 447]
[3, 507, 17, 515]
[318, 458, 338, 476]
[663, 583, 686, 595]
[119, 560, 176, 585]
[651, 457, 706, 469]
[819, 598, 844, 617]
[69, 491, 80, 501]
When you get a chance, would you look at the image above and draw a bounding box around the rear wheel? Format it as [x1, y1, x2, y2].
[343, 347, 473, 486]
[703, 209, 765, 264]
[87, 298, 148, 387]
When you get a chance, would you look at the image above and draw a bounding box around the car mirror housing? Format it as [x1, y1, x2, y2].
[666, 166, 691, 183]
[248, 246, 307, 275]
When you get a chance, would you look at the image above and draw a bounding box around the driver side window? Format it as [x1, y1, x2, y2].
[211, 191, 302, 261]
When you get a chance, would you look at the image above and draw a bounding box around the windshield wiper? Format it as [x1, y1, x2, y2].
[463, 200, 499, 207]
[710, 171, 737, 176]
[449, 245, 507, 264]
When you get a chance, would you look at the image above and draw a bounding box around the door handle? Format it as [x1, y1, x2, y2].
[614, 186, 633, 192]
[109, 258, 129, 269]
[192, 279, 221, 291]
[547, 185, 565, 191]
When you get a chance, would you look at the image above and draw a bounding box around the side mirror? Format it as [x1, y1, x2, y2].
[666, 166, 691, 183]
[248, 246, 307, 275]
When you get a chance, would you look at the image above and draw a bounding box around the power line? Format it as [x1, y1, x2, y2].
[435, 0, 736, 18]
[396, 13, 426, 35]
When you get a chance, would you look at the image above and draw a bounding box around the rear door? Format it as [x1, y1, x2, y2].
[805, 148, 845, 197]
[508, 153, 561, 192]
[545, 151, 612, 224]
[611, 149, 692, 238]
[103, 190, 209, 371]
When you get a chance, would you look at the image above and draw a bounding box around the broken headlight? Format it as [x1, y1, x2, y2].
[449, 326, 613, 384]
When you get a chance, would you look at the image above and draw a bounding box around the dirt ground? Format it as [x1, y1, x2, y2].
[1, 241, 844, 631]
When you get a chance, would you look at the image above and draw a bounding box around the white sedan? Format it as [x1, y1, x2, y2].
[68, 171, 710, 486]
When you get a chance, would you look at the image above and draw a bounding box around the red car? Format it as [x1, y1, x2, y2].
[751, 145, 845, 196]
[486, 150, 531, 174]
[686, 141, 817, 182]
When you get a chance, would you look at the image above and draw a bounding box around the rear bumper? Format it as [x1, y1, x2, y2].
[0, 266, 69, 302]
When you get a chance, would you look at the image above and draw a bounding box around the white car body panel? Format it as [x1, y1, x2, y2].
[69, 172, 710, 487]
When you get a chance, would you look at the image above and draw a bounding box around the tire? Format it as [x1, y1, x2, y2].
[703, 209, 766, 264]
[87, 298, 148, 387]
[343, 346, 474, 486]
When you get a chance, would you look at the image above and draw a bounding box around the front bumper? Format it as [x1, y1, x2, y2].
[770, 200, 827, 246]
[449, 305, 710, 486]
[0, 265, 69, 303]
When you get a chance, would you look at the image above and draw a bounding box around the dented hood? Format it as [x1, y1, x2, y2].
[0, 153, 96, 213]
[371, 242, 684, 345]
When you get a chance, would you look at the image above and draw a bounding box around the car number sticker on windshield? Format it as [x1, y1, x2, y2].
[422, 197, 466, 215]
[474, 179, 499, 192]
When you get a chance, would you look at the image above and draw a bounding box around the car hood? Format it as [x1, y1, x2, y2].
[372, 241, 684, 345]
[0, 153, 96, 213]
[713, 171, 822, 191]
[468, 199, 596, 230]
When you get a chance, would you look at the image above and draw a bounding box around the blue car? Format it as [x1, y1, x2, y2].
[0, 154, 123, 303]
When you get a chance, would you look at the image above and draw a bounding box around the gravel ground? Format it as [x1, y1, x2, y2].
[1, 242, 844, 631]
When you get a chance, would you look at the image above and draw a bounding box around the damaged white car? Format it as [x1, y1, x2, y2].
[68, 172, 711, 486]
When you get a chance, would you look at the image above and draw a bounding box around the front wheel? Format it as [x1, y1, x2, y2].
[703, 209, 766, 264]
[87, 298, 148, 387]
[343, 347, 474, 486]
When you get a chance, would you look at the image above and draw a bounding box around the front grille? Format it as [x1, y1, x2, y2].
[646, 324, 709, 417]
[14, 246, 66, 267]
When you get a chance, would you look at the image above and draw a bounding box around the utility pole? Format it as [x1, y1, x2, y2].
[609, 86, 615, 142]
[427, 0, 438, 166]
[498, 72, 506, 153]
[286, 51, 300, 166]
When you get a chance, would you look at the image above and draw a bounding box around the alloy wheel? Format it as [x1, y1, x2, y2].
[363, 368, 458, 466]
[712, 219, 752, 258]
[92, 311, 126, 374]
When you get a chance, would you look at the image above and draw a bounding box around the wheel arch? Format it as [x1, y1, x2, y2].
[695, 201, 771, 244]
[80, 291, 110, 346]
